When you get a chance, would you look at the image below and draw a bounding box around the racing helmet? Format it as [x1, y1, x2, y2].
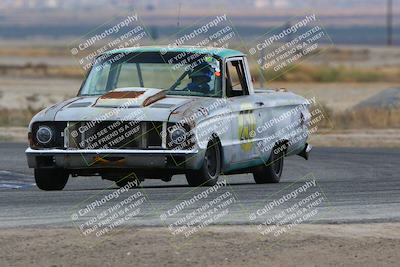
[187, 62, 214, 93]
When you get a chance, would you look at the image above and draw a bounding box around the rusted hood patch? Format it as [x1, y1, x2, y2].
[100, 91, 145, 99]
[94, 88, 165, 108]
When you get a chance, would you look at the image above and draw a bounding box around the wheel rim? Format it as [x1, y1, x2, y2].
[205, 143, 218, 178]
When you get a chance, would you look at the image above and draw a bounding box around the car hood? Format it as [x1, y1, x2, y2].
[31, 88, 203, 124]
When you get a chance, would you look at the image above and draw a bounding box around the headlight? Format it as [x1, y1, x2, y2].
[36, 126, 53, 145]
[169, 127, 187, 145]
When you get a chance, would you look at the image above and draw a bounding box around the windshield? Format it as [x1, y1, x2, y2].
[79, 52, 222, 97]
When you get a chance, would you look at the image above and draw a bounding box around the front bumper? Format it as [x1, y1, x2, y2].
[26, 148, 203, 170]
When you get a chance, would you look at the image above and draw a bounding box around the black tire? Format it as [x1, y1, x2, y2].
[34, 168, 69, 191]
[253, 143, 285, 184]
[186, 139, 221, 187]
[161, 175, 173, 182]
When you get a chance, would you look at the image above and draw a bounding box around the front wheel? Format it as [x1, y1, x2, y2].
[186, 139, 221, 187]
[253, 144, 285, 184]
[34, 169, 69, 191]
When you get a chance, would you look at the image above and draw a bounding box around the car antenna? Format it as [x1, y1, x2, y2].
[177, 2, 182, 29]
[176, 2, 182, 46]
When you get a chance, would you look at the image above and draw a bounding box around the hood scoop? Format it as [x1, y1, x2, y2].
[68, 102, 92, 108]
[94, 87, 166, 108]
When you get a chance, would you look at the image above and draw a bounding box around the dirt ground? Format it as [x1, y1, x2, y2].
[0, 223, 399, 267]
[270, 82, 400, 112]
[309, 129, 400, 148]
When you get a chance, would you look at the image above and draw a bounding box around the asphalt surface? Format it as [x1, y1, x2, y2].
[0, 142, 399, 230]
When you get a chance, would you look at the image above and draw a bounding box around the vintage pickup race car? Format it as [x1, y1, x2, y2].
[26, 46, 312, 190]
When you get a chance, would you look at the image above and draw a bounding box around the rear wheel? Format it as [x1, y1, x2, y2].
[186, 139, 221, 187]
[34, 168, 69, 191]
[253, 143, 285, 184]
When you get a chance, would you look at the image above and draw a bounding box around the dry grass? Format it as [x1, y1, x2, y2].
[0, 64, 83, 79]
[0, 108, 41, 127]
[332, 107, 400, 129]
[250, 64, 400, 83]
[0, 47, 68, 57]
[321, 47, 370, 61]
[314, 103, 400, 129]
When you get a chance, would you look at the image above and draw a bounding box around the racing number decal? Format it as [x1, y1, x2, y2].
[238, 104, 256, 152]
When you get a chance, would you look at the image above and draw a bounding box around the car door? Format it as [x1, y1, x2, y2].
[224, 57, 262, 169]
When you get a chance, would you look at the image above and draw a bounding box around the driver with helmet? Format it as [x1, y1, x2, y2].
[186, 62, 214, 94]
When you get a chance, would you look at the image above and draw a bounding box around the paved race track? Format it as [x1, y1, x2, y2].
[0, 142, 399, 229]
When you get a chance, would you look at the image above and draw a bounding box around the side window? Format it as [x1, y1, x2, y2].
[225, 59, 249, 97]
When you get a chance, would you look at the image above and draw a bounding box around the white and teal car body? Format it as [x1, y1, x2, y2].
[26, 46, 312, 190]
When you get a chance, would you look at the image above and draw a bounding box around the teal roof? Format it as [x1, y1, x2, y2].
[105, 46, 245, 59]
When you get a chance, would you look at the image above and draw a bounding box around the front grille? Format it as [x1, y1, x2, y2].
[31, 121, 197, 150]
[67, 121, 163, 149]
